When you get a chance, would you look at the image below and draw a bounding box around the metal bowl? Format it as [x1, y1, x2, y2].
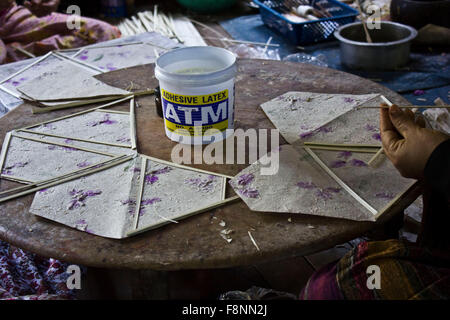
[334, 21, 418, 71]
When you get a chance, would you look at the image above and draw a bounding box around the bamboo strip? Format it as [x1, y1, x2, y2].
[133, 157, 147, 229]
[0, 84, 21, 99]
[0, 52, 52, 84]
[359, 105, 450, 109]
[17, 129, 131, 149]
[52, 51, 104, 73]
[221, 177, 227, 200]
[304, 142, 381, 148]
[140, 154, 234, 179]
[21, 96, 133, 130]
[65, 42, 144, 55]
[380, 95, 393, 107]
[304, 147, 378, 215]
[130, 97, 137, 150]
[0, 155, 133, 204]
[127, 195, 240, 237]
[248, 231, 260, 251]
[0, 155, 128, 196]
[12, 45, 36, 58]
[1, 174, 34, 184]
[0, 132, 12, 174]
[11, 133, 119, 157]
[374, 180, 417, 220]
[31, 89, 153, 114]
[95, 109, 130, 115]
[305, 145, 379, 153]
[367, 147, 384, 168]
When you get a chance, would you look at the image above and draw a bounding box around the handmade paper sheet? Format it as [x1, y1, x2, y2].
[136, 157, 225, 229]
[30, 155, 226, 238]
[17, 61, 129, 101]
[260, 92, 379, 144]
[230, 92, 415, 221]
[1, 134, 112, 183]
[229, 145, 377, 221]
[25, 110, 133, 147]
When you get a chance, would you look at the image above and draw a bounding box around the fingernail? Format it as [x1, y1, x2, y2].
[389, 105, 400, 116]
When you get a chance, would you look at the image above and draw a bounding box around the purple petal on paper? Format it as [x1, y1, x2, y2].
[237, 173, 254, 186]
[151, 166, 172, 175]
[1, 169, 12, 175]
[300, 130, 314, 139]
[76, 219, 87, 225]
[120, 198, 136, 205]
[68, 189, 102, 210]
[372, 133, 381, 141]
[116, 136, 131, 143]
[324, 187, 341, 193]
[185, 176, 216, 192]
[4, 161, 29, 169]
[64, 138, 73, 144]
[330, 160, 347, 168]
[87, 114, 117, 127]
[350, 159, 367, 167]
[105, 63, 117, 71]
[344, 97, 354, 103]
[338, 151, 352, 160]
[239, 188, 259, 198]
[48, 145, 56, 150]
[375, 192, 394, 199]
[132, 167, 141, 173]
[38, 188, 49, 193]
[365, 124, 377, 132]
[79, 55, 88, 60]
[11, 81, 20, 86]
[413, 90, 425, 96]
[42, 123, 56, 129]
[144, 174, 159, 184]
[296, 181, 316, 189]
[315, 189, 333, 200]
[318, 126, 333, 133]
[77, 161, 90, 168]
[141, 197, 161, 205]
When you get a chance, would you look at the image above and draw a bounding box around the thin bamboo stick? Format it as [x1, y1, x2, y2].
[132, 157, 147, 230]
[127, 195, 240, 237]
[367, 147, 384, 168]
[12, 45, 35, 58]
[221, 177, 227, 200]
[0, 155, 128, 196]
[11, 133, 119, 157]
[0, 84, 21, 99]
[304, 142, 381, 148]
[130, 97, 137, 150]
[305, 145, 379, 153]
[1, 174, 34, 184]
[95, 109, 130, 115]
[17, 129, 131, 149]
[0, 155, 133, 204]
[0, 132, 12, 174]
[140, 154, 234, 179]
[31, 89, 153, 114]
[304, 147, 377, 215]
[21, 96, 133, 130]
[52, 51, 104, 73]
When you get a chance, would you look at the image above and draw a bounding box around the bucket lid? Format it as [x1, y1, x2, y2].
[155, 46, 237, 87]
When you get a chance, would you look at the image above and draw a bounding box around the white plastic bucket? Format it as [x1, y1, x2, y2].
[155, 46, 237, 145]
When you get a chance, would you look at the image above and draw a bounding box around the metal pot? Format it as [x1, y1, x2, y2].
[334, 21, 418, 71]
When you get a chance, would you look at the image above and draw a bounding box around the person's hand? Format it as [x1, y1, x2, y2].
[380, 104, 449, 179]
[24, 0, 59, 17]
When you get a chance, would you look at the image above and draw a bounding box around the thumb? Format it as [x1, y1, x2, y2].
[389, 105, 417, 138]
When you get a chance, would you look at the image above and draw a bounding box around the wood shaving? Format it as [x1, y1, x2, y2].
[248, 231, 260, 251]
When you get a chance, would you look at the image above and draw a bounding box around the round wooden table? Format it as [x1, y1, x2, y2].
[0, 59, 420, 271]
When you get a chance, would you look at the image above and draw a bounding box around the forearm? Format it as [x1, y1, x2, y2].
[424, 138, 450, 201]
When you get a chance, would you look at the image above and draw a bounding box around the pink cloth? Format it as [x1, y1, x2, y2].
[0, 3, 121, 64]
[0, 240, 74, 300]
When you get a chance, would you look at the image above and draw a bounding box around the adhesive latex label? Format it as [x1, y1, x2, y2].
[161, 89, 229, 136]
